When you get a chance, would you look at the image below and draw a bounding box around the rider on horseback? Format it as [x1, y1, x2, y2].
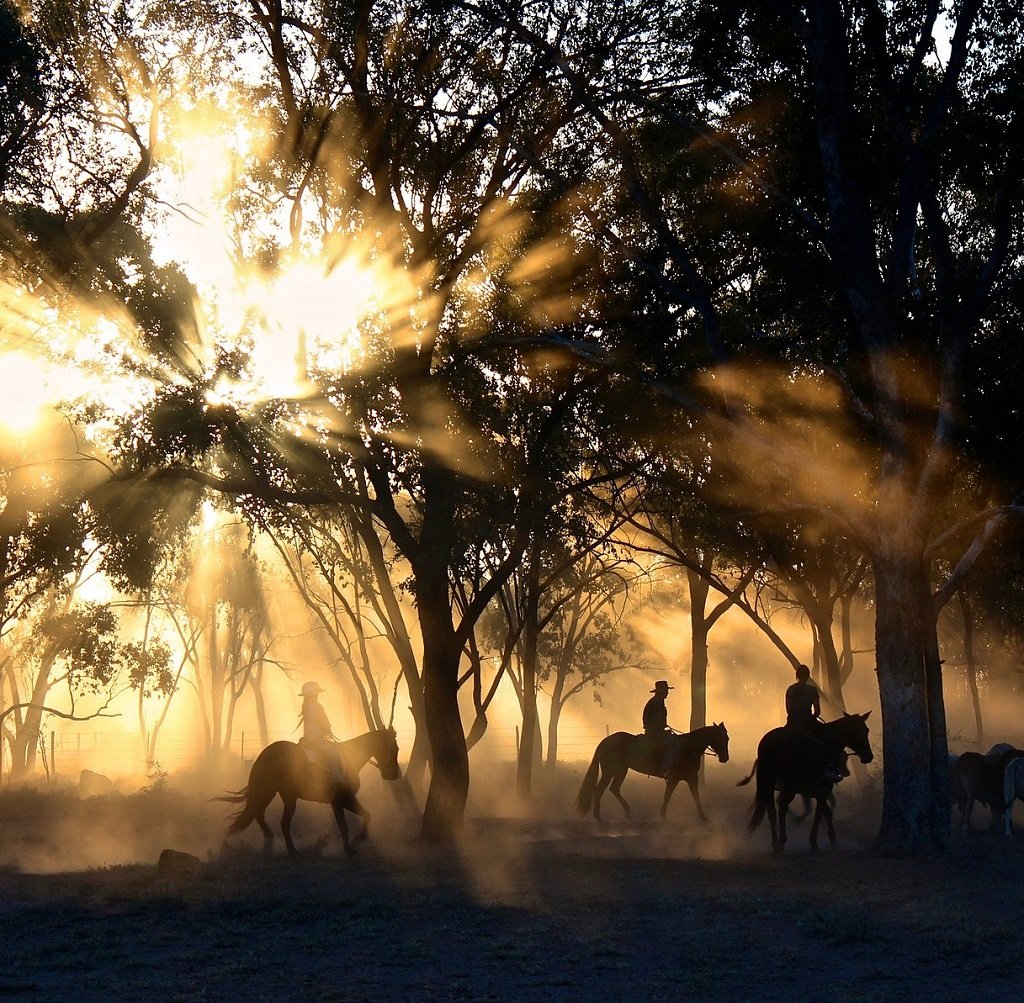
[643, 679, 679, 777]
[785, 664, 844, 784]
[298, 681, 347, 780]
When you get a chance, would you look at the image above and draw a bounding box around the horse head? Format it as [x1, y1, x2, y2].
[840, 711, 873, 764]
[707, 722, 730, 764]
[375, 726, 402, 781]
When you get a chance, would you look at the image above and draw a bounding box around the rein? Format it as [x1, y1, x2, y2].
[682, 726, 725, 760]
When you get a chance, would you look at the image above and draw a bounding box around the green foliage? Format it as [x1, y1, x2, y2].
[121, 638, 174, 697]
[0, 0, 48, 186]
[32, 601, 121, 691]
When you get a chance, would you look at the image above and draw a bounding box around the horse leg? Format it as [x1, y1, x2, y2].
[607, 770, 632, 822]
[345, 794, 371, 847]
[1005, 796, 1017, 838]
[244, 790, 276, 851]
[682, 778, 708, 823]
[824, 801, 837, 845]
[592, 765, 614, 823]
[808, 799, 826, 851]
[280, 796, 299, 855]
[776, 790, 795, 853]
[254, 805, 274, 850]
[765, 787, 780, 852]
[331, 795, 355, 855]
[659, 780, 680, 821]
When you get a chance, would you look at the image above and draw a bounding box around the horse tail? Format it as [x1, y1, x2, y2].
[211, 787, 248, 806]
[575, 747, 603, 815]
[735, 759, 757, 787]
[211, 788, 253, 835]
[746, 763, 772, 834]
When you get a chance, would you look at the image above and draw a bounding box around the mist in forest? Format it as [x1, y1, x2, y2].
[2, 3, 1023, 878]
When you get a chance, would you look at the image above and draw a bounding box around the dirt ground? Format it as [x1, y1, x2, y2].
[1, 760, 1021, 1002]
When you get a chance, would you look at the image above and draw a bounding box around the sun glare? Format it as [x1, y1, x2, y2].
[0, 350, 60, 434]
[148, 95, 408, 407]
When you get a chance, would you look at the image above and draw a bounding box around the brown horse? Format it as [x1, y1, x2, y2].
[575, 723, 730, 824]
[954, 751, 1004, 832]
[738, 712, 872, 854]
[217, 727, 401, 855]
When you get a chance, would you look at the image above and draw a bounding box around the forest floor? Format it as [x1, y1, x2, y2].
[0, 759, 1021, 1002]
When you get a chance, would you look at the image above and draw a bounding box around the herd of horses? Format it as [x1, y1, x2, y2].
[216, 710, 1024, 857]
[574, 712, 873, 854]
[217, 711, 877, 857]
[950, 742, 1024, 836]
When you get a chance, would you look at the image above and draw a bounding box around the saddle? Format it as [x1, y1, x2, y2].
[636, 731, 678, 778]
[298, 737, 346, 779]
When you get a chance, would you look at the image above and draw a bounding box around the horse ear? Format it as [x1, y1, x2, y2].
[862, 711, 871, 721]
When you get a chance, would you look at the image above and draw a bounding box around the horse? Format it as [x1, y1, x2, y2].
[1003, 756, 1024, 836]
[788, 750, 849, 824]
[216, 727, 401, 855]
[575, 723, 730, 824]
[954, 751, 1004, 832]
[738, 712, 873, 854]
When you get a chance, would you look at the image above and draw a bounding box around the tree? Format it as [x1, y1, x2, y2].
[2, 588, 130, 779]
[520, 2, 1024, 853]
[99, 0, 660, 842]
[258, 505, 424, 771]
[536, 550, 645, 770]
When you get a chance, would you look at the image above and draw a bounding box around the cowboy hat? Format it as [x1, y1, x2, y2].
[300, 681, 325, 697]
[650, 680, 673, 692]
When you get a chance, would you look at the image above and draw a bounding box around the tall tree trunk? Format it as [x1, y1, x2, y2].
[687, 568, 710, 732]
[839, 593, 856, 687]
[546, 663, 568, 770]
[811, 605, 847, 715]
[516, 539, 541, 798]
[354, 511, 430, 787]
[417, 589, 469, 842]
[958, 591, 984, 746]
[415, 470, 469, 842]
[872, 544, 949, 854]
[251, 668, 270, 747]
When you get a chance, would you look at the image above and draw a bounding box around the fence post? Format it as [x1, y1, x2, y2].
[51, 731, 56, 779]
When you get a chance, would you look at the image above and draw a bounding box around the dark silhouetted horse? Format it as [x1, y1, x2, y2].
[954, 751, 1004, 832]
[575, 723, 730, 824]
[788, 750, 849, 824]
[217, 727, 400, 855]
[738, 712, 872, 853]
[1003, 755, 1024, 836]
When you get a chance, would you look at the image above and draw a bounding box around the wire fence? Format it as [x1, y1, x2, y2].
[16, 721, 768, 784]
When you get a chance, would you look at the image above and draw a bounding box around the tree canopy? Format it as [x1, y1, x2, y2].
[1, 0, 1023, 853]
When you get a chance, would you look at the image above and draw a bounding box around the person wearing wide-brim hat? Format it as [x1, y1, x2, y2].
[298, 681, 345, 779]
[642, 679, 678, 777]
[643, 680, 674, 733]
